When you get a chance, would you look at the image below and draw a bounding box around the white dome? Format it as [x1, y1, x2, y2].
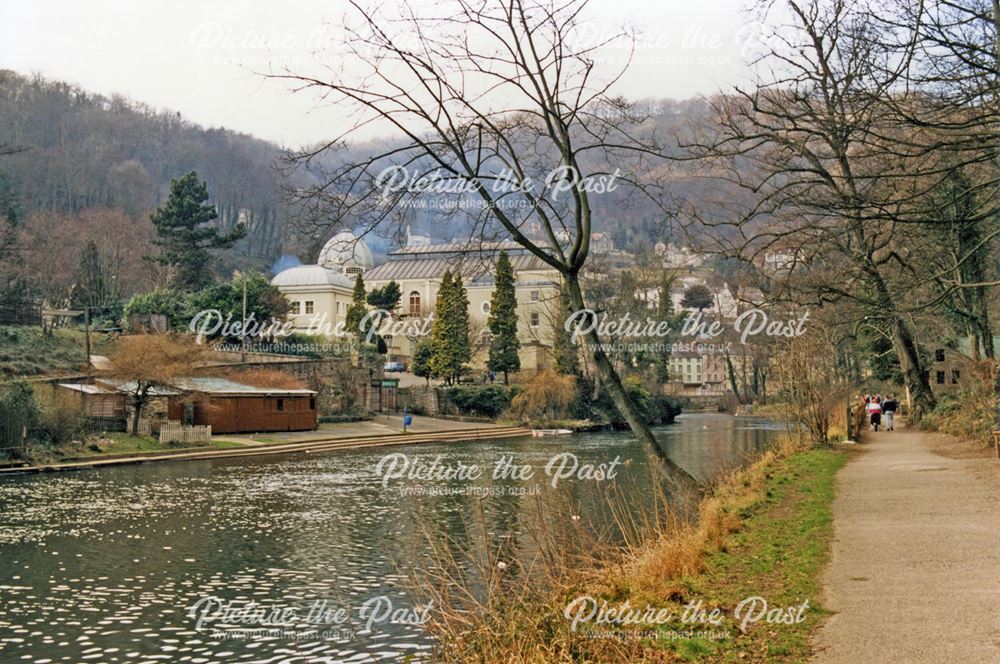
[318, 231, 374, 272]
[271, 265, 353, 288]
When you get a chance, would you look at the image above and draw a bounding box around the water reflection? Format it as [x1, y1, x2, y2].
[0, 414, 780, 662]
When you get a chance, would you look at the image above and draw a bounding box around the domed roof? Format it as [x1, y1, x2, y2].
[271, 265, 353, 289]
[318, 231, 374, 271]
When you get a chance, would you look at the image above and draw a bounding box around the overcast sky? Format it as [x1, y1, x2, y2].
[2, 0, 757, 148]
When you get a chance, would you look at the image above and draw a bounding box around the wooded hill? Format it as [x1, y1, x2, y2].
[0, 70, 290, 265]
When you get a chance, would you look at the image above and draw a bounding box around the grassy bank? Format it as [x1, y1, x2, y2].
[0, 325, 113, 377]
[427, 442, 849, 662]
[662, 448, 848, 662]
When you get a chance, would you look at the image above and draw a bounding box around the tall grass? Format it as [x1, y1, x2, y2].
[409, 435, 808, 662]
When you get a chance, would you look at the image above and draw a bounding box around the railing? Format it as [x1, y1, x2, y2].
[847, 400, 866, 441]
[158, 421, 212, 445]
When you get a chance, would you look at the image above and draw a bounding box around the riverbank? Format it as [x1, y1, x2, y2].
[813, 428, 1000, 662]
[0, 417, 530, 475]
[429, 437, 849, 662]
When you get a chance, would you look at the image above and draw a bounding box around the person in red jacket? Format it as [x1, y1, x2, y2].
[866, 396, 882, 432]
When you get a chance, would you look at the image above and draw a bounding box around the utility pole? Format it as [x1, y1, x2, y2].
[84, 306, 91, 370]
[241, 275, 248, 363]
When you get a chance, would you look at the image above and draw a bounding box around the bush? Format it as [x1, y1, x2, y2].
[32, 390, 86, 445]
[507, 370, 577, 423]
[123, 288, 190, 330]
[649, 393, 683, 425]
[441, 385, 513, 418]
[590, 376, 681, 428]
[318, 413, 373, 424]
[924, 363, 997, 445]
[0, 381, 39, 460]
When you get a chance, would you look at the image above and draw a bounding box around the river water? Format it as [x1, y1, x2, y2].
[0, 414, 781, 663]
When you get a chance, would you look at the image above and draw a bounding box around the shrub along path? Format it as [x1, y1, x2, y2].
[812, 428, 1000, 662]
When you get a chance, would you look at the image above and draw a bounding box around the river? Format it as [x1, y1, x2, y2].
[0, 414, 782, 663]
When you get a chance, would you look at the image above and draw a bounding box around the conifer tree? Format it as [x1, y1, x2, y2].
[345, 272, 368, 336]
[487, 250, 520, 384]
[367, 279, 402, 311]
[149, 171, 245, 290]
[429, 271, 471, 384]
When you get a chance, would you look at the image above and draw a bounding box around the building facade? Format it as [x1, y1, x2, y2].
[272, 236, 562, 372]
[271, 231, 372, 336]
[364, 241, 561, 371]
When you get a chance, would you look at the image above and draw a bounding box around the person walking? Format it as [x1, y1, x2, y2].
[882, 394, 898, 431]
[866, 396, 882, 432]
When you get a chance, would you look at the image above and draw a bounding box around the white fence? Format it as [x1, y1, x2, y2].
[158, 421, 212, 445]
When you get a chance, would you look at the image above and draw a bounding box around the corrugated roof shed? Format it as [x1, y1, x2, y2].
[170, 377, 316, 397]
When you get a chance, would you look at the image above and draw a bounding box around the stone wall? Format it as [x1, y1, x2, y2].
[398, 385, 440, 415]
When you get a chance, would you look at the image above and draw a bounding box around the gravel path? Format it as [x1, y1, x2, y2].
[812, 429, 1000, 663]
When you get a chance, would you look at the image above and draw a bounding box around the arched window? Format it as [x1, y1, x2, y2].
[409, 291, 421, 316]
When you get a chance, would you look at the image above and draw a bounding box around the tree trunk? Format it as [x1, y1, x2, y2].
[890, 316, 936, 419]
[130, 404, 141, 435]
[563, 273, 701, 498]
[726, 352, 741, 403]
[976, 299, 994, 359]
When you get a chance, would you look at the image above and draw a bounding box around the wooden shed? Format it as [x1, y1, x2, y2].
[57, 382, 127, 421]
[167, 377, 318, 434]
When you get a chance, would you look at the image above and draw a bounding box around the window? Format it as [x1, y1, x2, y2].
[952, 370, 960, 384]
[936, 371, 945, 385]
[481, 301, 490, 314]
[530, 312, 540, 327]
[337, 301, 345, 315]
[276, 398, 285, 411]
[409, 291, 421, 316]
[291, 300, 302, 315]
[309, 397, 316, 410]
[346, 266, 362, 275]
[530, 290, 540, 302]
[935, 348, 945, 363]
[304, 301, 315, 314]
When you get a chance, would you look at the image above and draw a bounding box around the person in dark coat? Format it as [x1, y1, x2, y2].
[882, 395, 898, 431]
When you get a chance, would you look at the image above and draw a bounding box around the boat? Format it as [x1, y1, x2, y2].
[531, 429, 573, 437]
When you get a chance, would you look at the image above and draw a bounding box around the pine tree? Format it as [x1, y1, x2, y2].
[366, 279, 402, 311]
[487, 250, 520, 383]
[429, 271, 471, 384]
[345, 272, 368, 336]
[148, 171, 246, 290]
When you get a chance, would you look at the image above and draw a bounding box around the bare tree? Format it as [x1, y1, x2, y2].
[685, 0, 961, 417]
[275, 0, 695, 488]
[877, 0, 1000, 358]
[104, 335, 206, 435]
